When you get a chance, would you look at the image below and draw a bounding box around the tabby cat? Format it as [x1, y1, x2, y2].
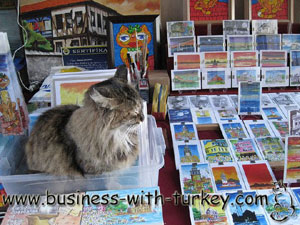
[25, 66, 144, 176]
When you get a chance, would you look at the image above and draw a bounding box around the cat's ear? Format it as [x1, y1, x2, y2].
[114, 64, 128, 81]
[119, 25, 128, 33]
[90, 89, 118, 110]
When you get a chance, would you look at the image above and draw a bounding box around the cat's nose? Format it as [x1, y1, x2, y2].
[139, 113, 144, 122]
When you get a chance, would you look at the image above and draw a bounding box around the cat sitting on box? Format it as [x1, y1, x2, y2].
[25, 65, 144, 177]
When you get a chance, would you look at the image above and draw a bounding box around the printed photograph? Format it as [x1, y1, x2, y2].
[282, 34, 300, 52]
[256, 137, 285, 162]
[189, 95, 211, 108]
[252, 20, 278, 35]
[168, 109, 193, 123]
[260, 51, 286, 67]
[178, 144, 201, 164]
[167, 96, 190, 109]
[223, 20, 250, 37]
[255, 34, 281, 51]
[230, 139, 261, 161]
[168, 37, 196, 57]
[198, 36, 225, 52]
[221, 122, 248, 139]
[238, 82, 261, 114]
[232, 51, 258, 67]
[167, 21, 194, 38]
[203, 52, 228, 68]
[173, 124, 197, 141]
[227, 36, 253, 51]
[285, 137, 300, 183]
[172, 69, 200, 91]
[201, 139, 233, 163]
[174, 53, 200, 70]
[180, 163, 214, 194]
[291, 51, 300, 67]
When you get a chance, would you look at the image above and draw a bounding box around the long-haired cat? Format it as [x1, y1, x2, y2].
[25, 66, 144, 177]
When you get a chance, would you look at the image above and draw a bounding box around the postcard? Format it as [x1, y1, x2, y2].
[201, 51, 229, 68]
[231, 51, 258, 68]
[269, 93, 296, 106]
[223, 20, 250, 38]
[231, 67, 260, 88]
[227, 35, 254, 51]
[279, 104, 300, 118]
[173, 141, 203, 170]
[260, 50, 287, 67]
[252, 20, 278, 35]
[292, 188, 300, 204]
[191, 108, 217, 125]
[171, 69, 201, 91]
[255, 34, 281, 51]
[226, 191, 270, 225]
[229, 139, 262, 161]
[284, 136, 300, 183]
[262, 105, 285, 121]
[229, 95, 238, 109]
[282, 34, 300, 52]
[238, 81, 262, 115]
[189, 95, 211, 108]
[82, 187, 164, 225]
[171, 123, 198, 142]
[255, 137, 285, 162]
[261, 67, 289, 87]
[202, 68, 231, 89]
[209, 95, 232, 109]
[179, 163, 214, 194]
[289, 110, 300, 135]
[290, 92, 300, 106]
[290, 51, 300, 67]
[290, 66, 300, 86]
[200, 139, 233, 163]
[197, 35, 225, 52]
[189, 194, 229, 225]
[268, 120, 289, 138]
[210, 163, 246, 192]
[243, 120, 275, 139]
[167, 21, 195, 38]
[167, 96, 190, 109]
[259, 189, 300, 225]
[173, 53, 201, 70]
[220, 121, 249, 139]
[214, 108, 240, 122]
[168, 36, 196, 57]
[262, 94, 273, 106]
[168, 109, 193, 123]
[238, 161, 276, 190]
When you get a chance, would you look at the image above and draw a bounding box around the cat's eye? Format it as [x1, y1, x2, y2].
[119, 34, 130, 42]
[137, 33, 145, 40]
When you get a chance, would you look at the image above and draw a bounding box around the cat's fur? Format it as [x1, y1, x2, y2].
[25, 66, 144, 177]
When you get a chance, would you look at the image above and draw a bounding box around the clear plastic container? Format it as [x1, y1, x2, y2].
[0, 115, 165, 195]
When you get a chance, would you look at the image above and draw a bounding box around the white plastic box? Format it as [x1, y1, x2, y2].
[0, 116, 165, 195]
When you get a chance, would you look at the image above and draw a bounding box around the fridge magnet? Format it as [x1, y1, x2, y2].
[167, 96, 190, 109]
[167, 21, 195, 38]
[202, 68, 231, 89]
[210, 163, 246, 192]
[231, 67, 261, 88]
[200, 139, 233, 163]
[261, 67, 289, 87]
[231, 51, 258, 67]
[171, 69, 201, 91]
[227, 35, 254, 51]
[261, 105, 285, 121]
[279, 104, 300, 118]
[238, 161, 276, 190]
[223, 20, 250, 38]
[189, 95, 211, 108]
[226, 191, 270, 225]
[229, 139, 262, 161]
[197, 35, 225, 52]
[252, 19, 278, 35]
[174, 53, 201, 70]
[214, 108, 240, 122]
[290, 66, 300, 86]
[174, 142, 203, 170]
[255, 137, 285, 162]
[168, 109, 194, 123]
[260, 50, 287, 67]
[209, 95, 233, 109]
[171, 123, 198, 142]
[284, 136, 300, 183]
[191, 108, 217, 125]
[289, 109, 300, 135]
[243, 120, 275, 139]
[282, 34, 300, 52]
[238, 81, 262, 115]
[269, 93, 296, 106]
[168, 36, 196, 57]
[220, 121, 249, 139]
[255, 34, 281, 51]
[189, 194, 229, 225]
[290, 50, 300, 67]
[179, 163, 214, 194]
[201, 51, 229, 68]
[229, 95, 238, 109]
[268, 120, 289, 138]
[262, 94, 273, 106]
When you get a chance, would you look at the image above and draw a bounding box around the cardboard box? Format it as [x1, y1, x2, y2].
[148, 70, 170, 90]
